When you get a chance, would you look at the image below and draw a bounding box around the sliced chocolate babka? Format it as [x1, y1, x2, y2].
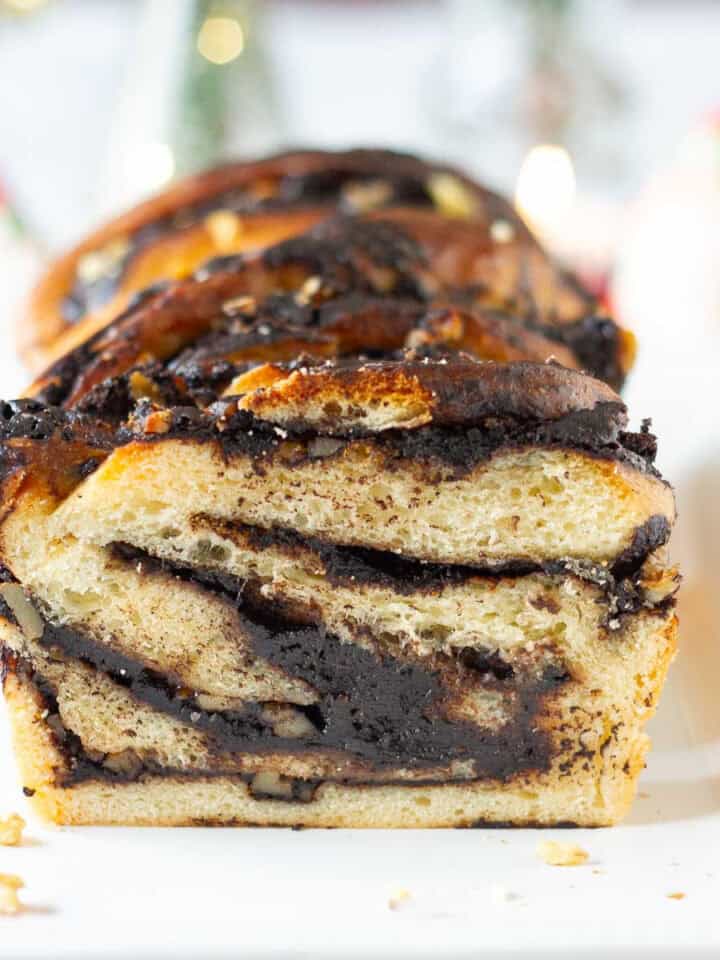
[0, 361, 676, 825]
[22, 148, 634, 388]
[1, 159, 674, 827]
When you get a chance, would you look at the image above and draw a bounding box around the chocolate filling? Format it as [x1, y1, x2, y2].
[18, 567, 565, 785]
[181, 513, 669, 598]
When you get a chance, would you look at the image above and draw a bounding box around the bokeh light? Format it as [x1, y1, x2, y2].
[196, 16, 245, 66]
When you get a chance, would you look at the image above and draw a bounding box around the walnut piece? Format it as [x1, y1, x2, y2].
[0, 813, 25, 847]
[426, 173, 476, 219]
[0, 584, 44, 641]
[142, 409, 173, 435]
[0, 873, 24, 915]
[536, 840, 589, 867]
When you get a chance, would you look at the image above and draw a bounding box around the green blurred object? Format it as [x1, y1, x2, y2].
[173, 0, 281, 176]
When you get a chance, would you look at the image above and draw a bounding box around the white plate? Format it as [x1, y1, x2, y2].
[0, 333, 718, 960]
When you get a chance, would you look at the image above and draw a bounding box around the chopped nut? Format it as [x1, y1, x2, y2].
[0, 584, 44, 641]
[250, 770, 294, 800]
[366, 264, 396, 292]
[103, 749, 143, 778]
[128, 371, 160, 403]
[275, 439, 306, 463]
[221, 295, 256, 318]
[143, 409, 173, 435]
[489, 219, 515, 244]
[308, 437, 345, 459]
[204, 210, 243, 250]
[536, 840, 589, 867]
[0, 874, 24, 915]
[427, 172, 477, 219]
[388, 889, 412, 911]
[342, 178, 392, 212]
[194, 693, 247, 712]
[295, 275, 323, 306]
[0, 813, 25, 847]
[261, 704, 316, 739]
[76, 237, 130, 284]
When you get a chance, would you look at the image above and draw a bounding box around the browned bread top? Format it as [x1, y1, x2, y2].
[22, 148, 634, 385]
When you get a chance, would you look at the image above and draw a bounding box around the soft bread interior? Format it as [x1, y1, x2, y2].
[1, 483, 678, 701]
[50, 440, 674, 566]
[0, 493, 313, 705]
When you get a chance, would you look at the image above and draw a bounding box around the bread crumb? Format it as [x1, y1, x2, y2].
[667, 892, 686, 901]
[0, 813, 25, 846]
[0, 874, 24, 915]
[388, 889, 412, 911]
[536, 840, 589, 867]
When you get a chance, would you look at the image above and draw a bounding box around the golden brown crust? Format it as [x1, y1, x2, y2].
[236, 356, 621, 433]
[24, 208, 324, 372]
[1, 148, 672, 832]
[23, 148, 526, 371]
[20, 148, 632, 392]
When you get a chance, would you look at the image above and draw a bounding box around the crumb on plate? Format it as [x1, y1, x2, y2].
[536, 839, 589, 867]
[0, 813, 26, 847]
[667, 892, 686, 901]
[0, 874, 24, 915]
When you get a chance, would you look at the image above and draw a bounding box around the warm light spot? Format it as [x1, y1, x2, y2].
[197, 16, 245, 65]
[515, 145, 576, 243]
[3, 0, 47, 12]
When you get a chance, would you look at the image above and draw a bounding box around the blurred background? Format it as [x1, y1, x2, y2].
[0, 0, 719, 493]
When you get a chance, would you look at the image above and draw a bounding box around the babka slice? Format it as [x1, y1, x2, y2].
[0, 356, 678, 827]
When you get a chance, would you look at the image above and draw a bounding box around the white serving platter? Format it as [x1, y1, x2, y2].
[0, 325, 718, 960]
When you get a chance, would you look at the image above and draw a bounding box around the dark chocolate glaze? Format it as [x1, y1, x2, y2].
[9, 352, 664, 486]
[536, 313, 625, 394]
[611, 514, 671, 579]
[151, 392, 657, 480]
